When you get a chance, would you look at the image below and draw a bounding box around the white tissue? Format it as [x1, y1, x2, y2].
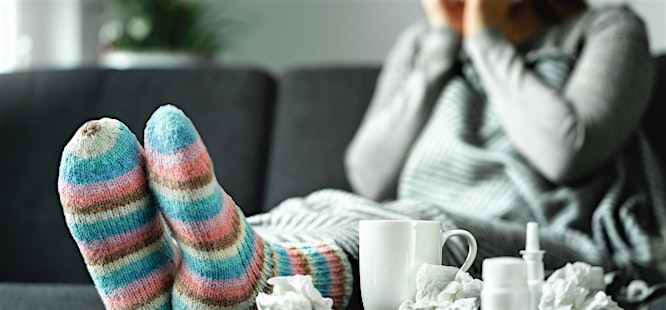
[539, 262, 622, 310]
[256, 274, 333, 310]
[399, 263, 483, 310]
[579, 292, 622, 310]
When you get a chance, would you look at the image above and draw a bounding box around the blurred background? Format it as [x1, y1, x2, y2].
[0, 0, 664, 74]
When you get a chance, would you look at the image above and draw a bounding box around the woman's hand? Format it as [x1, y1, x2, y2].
[421, 0, 465, 32]
[463, 0, 514, 37]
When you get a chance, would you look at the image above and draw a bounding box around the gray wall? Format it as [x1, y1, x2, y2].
[218, 1, 424, 71]
[3, 0, 665, 72]
[220, 0, 666, 72]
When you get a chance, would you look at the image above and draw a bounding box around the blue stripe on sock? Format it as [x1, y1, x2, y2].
[153, 186, 223, 222]
[154, 298, 171, 310]
[145, 105, 198, 154]
[69, 204, 155, 242]
[94, 246, 171, 294]
[60, 126, 140, 185]
[180, 222, 257, 279]
[302, 245, 330, 297]
[272, 244, 292, 276]
[172, 294, 187, 309]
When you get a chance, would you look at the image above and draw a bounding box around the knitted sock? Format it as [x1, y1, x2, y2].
[58, 119, 177, 309]
[144, 105, 353, 309]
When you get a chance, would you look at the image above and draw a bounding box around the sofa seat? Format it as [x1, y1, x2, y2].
[0, 283, 103, 310]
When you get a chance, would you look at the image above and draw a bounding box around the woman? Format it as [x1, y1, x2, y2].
[57, 0, 663, 309]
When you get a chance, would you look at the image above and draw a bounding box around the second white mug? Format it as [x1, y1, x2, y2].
[359, 220, 477, 310]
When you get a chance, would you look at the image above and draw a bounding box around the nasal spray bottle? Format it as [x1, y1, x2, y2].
[520, 222, 545, 310]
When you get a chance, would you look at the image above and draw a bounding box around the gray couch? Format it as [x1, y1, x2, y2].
[0, 57, 665, 309]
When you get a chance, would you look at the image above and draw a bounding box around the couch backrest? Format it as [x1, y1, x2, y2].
[644, 55, 666, 164]
[262, 67, 380, 211]
[0, 68, 275, 283]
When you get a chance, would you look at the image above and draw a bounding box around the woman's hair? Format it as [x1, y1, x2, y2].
[532, 0, 587, 24]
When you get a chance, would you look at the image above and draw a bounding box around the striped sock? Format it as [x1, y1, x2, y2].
[144, 105, 353, 309]
[58, 119, 177, 309]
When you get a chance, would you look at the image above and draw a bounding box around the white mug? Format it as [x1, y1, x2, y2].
[359, 220, 478, 310]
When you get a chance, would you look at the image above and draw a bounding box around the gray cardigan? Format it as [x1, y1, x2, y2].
[345, 7, 654, 201]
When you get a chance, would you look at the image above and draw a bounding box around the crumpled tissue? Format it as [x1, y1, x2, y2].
[256, 274, 333, 310]
[399, 263, 483, 310]
[539, 262, 622, 310]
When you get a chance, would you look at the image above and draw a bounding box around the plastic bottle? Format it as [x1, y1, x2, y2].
[481, 257, 530, 310]
[589, 266, 605, 294]
[520, 222, 545, 310]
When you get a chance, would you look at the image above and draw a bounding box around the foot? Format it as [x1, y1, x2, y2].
[144, 105, 353, 309]
[58, 118, 177, 309]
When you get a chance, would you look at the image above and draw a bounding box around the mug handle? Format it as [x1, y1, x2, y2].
[441, 229, 478, 272]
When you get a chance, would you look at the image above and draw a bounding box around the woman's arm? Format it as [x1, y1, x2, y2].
[345, 22, 461, 201]
[463, 8, 654, 183]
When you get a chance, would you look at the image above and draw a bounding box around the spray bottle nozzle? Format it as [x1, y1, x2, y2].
[520, 222, 545, 256]
[525, 222, 541, 252]
[520, 222, 545, 281]
[520, 222, 545, 280]
[521, 222, 545, 310]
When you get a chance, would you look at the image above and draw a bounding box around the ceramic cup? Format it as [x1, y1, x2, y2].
[359, 220, 478, 310]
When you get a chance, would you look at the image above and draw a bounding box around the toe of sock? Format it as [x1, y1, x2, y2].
[145, 105, 199, 154]
[59, 118, 141, 185]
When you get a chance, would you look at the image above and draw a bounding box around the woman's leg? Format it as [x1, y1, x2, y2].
[58, 119, 177, 309]
[144, 105, 353, 309]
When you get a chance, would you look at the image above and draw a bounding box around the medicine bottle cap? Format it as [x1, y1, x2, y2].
[482, 257, 527, 286]
[589, 266, 605, 291]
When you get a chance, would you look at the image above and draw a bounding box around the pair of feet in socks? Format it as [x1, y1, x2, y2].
[58, 105, 352, 309]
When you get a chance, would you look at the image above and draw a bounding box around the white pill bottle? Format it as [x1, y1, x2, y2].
[481, 257, 530, 310]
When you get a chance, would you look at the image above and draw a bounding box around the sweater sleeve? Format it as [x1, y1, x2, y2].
[463, 8, 654, 183]
[344, 21, 461, 201]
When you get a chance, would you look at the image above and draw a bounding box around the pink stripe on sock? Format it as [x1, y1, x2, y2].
[165, 193, 236, 243]
[105, 263, 175, 308]
[149, 151, 212, 182]
[177, 234, 265, 300]
[145, 140, 212, 180]
[78, 217, 161, 259]
[287, 247, 309, 275]
[315, 243, 344, 295]
[58, 165, 145, 207]
[144, 139, 205, 163]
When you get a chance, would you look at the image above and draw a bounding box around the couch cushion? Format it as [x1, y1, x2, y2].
[0, 283, 104, 310]
[263, 66, 380, 211]
[0, 68, 275, 283]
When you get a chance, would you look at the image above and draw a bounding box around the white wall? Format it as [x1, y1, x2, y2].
[14, 0, 82, 69]
[0, 0, 18, 73]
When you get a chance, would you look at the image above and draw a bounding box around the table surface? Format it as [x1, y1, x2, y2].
[3, 282, 666, 309]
